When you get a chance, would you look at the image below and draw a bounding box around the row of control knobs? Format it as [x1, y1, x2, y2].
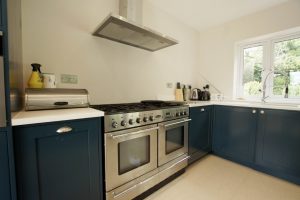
[112, 116, 155, 128]
[111, 111, 188, 128]
[176, 111, 187, 117]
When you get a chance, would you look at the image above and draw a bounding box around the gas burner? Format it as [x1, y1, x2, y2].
[91, 101, 184, 115]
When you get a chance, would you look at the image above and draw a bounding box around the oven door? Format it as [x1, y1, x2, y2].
[105, 124, 158, 192]
[158, 118, 190, 166]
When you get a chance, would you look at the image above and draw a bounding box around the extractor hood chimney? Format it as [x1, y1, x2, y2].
[93, 0, 178, 52]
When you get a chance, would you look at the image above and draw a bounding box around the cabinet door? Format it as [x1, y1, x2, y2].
[213, 106, 257, 164]
[256, 109, 300, 179]
[0, 131, 11, 200]
[188, 106, 211, 164]
[14, 118, 103, 200]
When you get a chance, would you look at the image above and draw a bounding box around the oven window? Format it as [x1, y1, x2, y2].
[166, 126, 184, 154]
[118, 136, 150, 175]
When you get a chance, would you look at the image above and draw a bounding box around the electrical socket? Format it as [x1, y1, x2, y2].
[166, 82, 173, 88]
[61, 74, 78, 84]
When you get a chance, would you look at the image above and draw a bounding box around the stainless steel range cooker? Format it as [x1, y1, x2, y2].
[92, 101, 191, 200]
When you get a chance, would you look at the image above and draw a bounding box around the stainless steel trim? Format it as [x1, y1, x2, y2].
[113, 175, 155, 199]
[0, 31, 7, 128]
[56, 126, 73, 134]
[163, 119, 191, 127]
[110, 126, 159, 139]
[105, 124, 158, 191]
[112, 155, 189, 199]
[106, 154, 189, 200]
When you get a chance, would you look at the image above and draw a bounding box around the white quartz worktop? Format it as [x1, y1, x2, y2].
[187, 100, 300, 111]
[12, 108, 104, 126]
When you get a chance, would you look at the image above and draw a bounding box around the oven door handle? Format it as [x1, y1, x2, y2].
[109, 126, 159, 139]
[163, 119, 192, 127]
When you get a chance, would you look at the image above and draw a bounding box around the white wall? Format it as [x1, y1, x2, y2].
[21, 0, 200, 104]
[197, 0, 300, 99]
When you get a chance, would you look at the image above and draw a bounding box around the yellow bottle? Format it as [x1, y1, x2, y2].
[175, 82, 184, 101]
[28, 63, 43, 88]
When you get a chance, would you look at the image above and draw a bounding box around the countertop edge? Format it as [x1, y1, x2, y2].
[12, 108, 105, 126]
[187, 101, 300, 111]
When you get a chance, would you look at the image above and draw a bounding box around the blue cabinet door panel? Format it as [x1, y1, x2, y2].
[213, 106, 257, 164]
[0, 0, 3, 28]
[256, 109, 300, 178]
[14, 118, 102, 200]
[0, 131, 11, 200]
[188, 106, 212, 164]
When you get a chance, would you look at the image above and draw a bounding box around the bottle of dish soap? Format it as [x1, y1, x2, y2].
[28, 63, 43, 88]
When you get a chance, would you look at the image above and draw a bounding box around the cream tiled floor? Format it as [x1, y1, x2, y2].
[146, 155, 300, 200]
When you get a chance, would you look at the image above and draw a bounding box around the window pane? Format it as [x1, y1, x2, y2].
[273, 37, 300, 97]
[243, 46, 263, 97]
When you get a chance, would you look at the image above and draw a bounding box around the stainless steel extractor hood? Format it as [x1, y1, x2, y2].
[93, 0, 178, 52]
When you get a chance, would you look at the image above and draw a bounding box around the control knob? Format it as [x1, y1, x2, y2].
[149, 116, 154, 121]
[136, 118, 141, 123]
[129, 119, 134, 125]
[121, 120, 127, 126]
[176, 112, 181, 117]
[143, 117, 148, 122]
[112, 121, 118, 128]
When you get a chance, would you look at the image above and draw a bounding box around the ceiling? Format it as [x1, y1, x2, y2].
[146, 0, 290, 31]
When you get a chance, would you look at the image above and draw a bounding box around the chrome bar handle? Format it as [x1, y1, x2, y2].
[159, 156, 190, 174]
[56, 126, 73, 134]
[112, 155, 190, 199]
[110, 126, 159, 139]
[113, 175, 155, 199]
[164, 119, 192, 127]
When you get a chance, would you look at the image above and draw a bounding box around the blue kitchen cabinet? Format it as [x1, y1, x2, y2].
[255, 109, 300, 184]
[0, 130, 11, 200]
[0, 0, 3, 29]
[212, 106, 257, 165]
[188, 106, 212, 164]
[14, 118, 103, 200]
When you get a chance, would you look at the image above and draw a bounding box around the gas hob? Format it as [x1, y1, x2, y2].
[91, 101, 189, 132]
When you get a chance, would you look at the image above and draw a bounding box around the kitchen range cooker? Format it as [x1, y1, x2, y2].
[91, 101, 191, 200]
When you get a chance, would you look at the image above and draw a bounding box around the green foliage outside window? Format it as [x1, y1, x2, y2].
[242, 37, 300, 98]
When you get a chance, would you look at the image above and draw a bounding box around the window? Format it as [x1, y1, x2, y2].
[235, 27, 300, 102]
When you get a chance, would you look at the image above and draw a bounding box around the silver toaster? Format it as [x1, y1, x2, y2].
[25, 88, 89, 111]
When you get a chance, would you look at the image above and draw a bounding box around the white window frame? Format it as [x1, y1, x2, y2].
[234, 26, 300, 103]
